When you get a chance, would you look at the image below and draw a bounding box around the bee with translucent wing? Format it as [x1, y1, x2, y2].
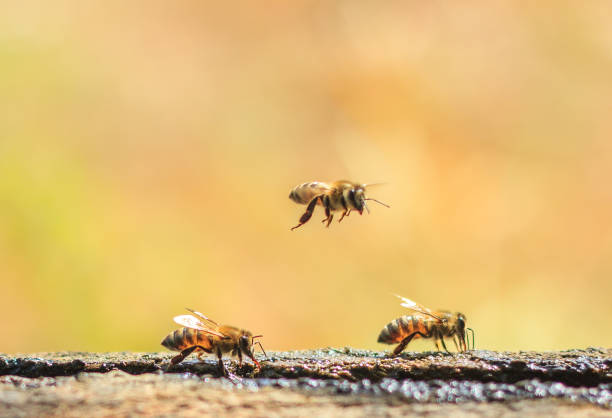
[161, 308, 266, 376]
[289, 180, 389, 230]
[378, 295, 475, 355]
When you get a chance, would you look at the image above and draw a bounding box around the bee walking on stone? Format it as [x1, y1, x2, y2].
[161, 308, 266, 376]
[378, 295, 475, 355]
[289, 180, 389, 230]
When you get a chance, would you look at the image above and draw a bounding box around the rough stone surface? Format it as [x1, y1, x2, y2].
[0, 348, 610, 417]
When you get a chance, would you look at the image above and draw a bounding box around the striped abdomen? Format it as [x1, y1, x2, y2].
[161, 328, 213, 351]
[377, 315, 434, 344]
[289, 182, 331, 205]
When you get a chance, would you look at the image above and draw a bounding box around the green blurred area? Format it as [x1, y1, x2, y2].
[1, 1, 611, 353]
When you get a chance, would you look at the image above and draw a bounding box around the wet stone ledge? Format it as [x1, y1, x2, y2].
[0, 348, 610, 417]
[1, 348, 610, 386]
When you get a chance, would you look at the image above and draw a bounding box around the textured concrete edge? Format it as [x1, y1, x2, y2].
[0, 348, 610, 387]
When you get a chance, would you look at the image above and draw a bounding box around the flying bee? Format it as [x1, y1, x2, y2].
[289, 180, 389, 230]
[378, 295, 475, 355]
[161, 308, 266, 376]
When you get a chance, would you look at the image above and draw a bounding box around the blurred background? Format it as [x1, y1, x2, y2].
[1, 1, 611, 354]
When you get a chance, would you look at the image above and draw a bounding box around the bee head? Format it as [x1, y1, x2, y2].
[239, 334, 253, 354]
[351, 184, 390, 214]
[456, 313, 466, 330]
[240, 332, 266, 371]
[455, 312, 469, 351]
[351, 187, 367, 214]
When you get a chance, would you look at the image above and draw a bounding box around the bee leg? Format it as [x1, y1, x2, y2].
[171, 345, 207, 365]
[439, 338, 450, 354]
[170, 352, 188, 365]
[216, 348, 228, 377]
[196, 347, 213, 361]
[291, 195, 323, 230]
[237, 351, 243, 368]
[452, 336, 461, 352]
[338, 210, 348, 222]
[392, 332, 426, 356]
[434, 339, 442, 352]
[320, 196, 334, 227]
[324, 197, 334, 227]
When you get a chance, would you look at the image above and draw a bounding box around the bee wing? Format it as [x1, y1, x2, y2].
[306, 181, 332, 193]
[173, 314, 227, 338]
[185, 308, 219, 326]
[394, 294, 445, 322]
[363, 182, 387, 189]
[292, 182, 332, 204]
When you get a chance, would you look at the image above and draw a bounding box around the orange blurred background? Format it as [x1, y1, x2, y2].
[1, 1, 611, 353]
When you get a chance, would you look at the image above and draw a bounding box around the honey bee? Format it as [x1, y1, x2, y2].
[289, 180, 389, 230]
[161, 308, 266, 376]
[378, 295, 475, 355]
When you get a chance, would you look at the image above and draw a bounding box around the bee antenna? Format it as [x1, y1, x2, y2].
[256, 341, 268, 359]
[251, 336, 268, 359]
[466, 328, 475, 350]
[365, 198, 390, 208]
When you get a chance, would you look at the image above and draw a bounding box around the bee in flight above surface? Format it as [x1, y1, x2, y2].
[378, 295, 475, 355]
[161, 308, 266, 376]
[288, 180, 390, 230]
